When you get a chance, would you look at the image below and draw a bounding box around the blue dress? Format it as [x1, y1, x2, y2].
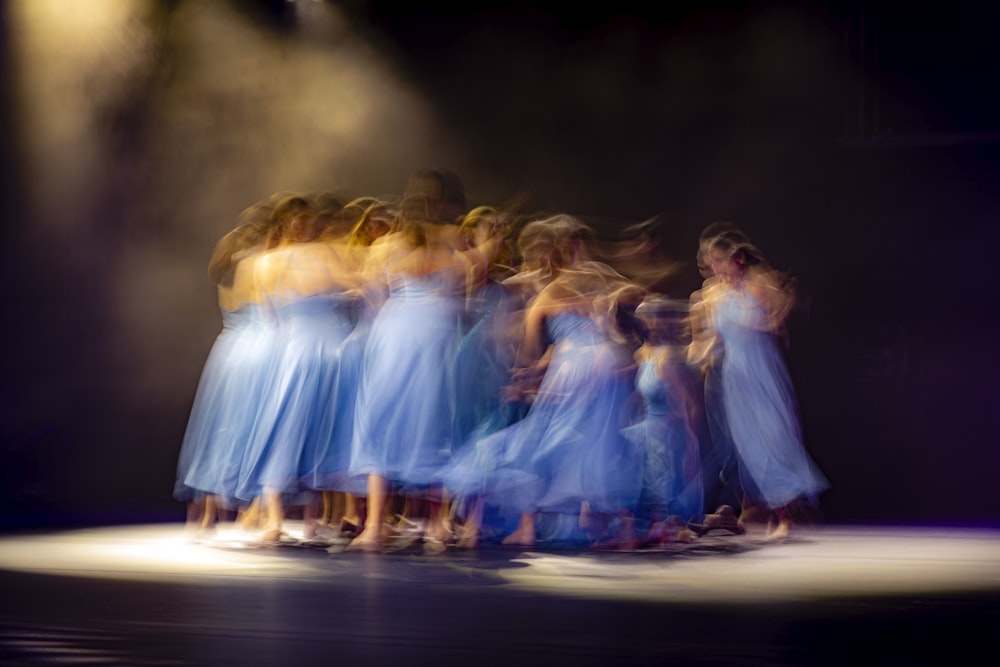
[450, 280, 519, 449]
[713, 285, 828, 508]
[441, 312, 641, 523]
[621, 349, 704, 522]
[349, 269, 462, 488]
[317, 293, 370, 495]
[177, 301, 275, 505]
[701, 354, 743, 510]
[237, 287, 356, 500]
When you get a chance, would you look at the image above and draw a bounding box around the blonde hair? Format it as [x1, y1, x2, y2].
[345, 197, 393, 248]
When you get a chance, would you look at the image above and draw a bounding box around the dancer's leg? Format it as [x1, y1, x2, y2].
[502, 512, 536, 546]
[456, 497, 483, 549]
[302, 491, 323, 539]
[200, 495, 219, 531]
[765, 505, 792, 540]
[350, 474, 387, 548]
[261, 488, 284, 542]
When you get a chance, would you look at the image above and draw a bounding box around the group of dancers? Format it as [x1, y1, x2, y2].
[174, 170, 829, 551]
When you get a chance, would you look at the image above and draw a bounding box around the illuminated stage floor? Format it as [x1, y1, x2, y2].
[1, 522, 998, 665]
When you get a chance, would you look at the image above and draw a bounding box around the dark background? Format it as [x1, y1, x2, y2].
[2, 0, 998, 530]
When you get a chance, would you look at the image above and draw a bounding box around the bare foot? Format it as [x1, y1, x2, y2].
[501, 528, 536, 547]
[702, 505, 742, 534]
[764, 518, 791, 541]
[258, 528, 287, 545]
[238, 501, 262, 532]
[675, 528, 699, 544]
[737, 505, 761, 526]
[642, 521, 671, 547]
[302, 521, 319, 540]
[391, 514, 421, 533]
[304, 524, 340, 542]
[425, 521, 453, 544]
[346, 528, 383, 552]
[423, 537, 448, 555]
[186, 524, 216, 544]
[456, 527, 479, 550]
[737, 506, 769, 536]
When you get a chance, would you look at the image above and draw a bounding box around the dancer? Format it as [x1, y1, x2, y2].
[443, 215, 642, 549]
[451, 206, 519, 447]
[347, 205, 500, 551]
[688, 222, 747, 527]
[621, 295, 704, 545]
[692, 229, 827, 538]
[325, 196, 395, 534]
[236, 194, 361, 543]
[175, 204, 276, 538]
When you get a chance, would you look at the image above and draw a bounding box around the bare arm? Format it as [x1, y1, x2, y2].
[746, 270, 795, 333]
[687, 283, 719, 371]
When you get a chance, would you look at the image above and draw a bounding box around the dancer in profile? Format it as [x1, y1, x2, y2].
[691, 228, 827, 538]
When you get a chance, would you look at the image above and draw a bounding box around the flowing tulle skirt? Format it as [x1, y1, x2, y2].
[441, 339, 641, 524]
[237, 298, 354, 499]
[179, 306, 275, 505]
[450, 316, 518, 451]
[622, 412, 704, 522]
[349, 292, 460, 488]
[621, 359, 705, 523]
[717, 304, 828, 508]
[302, 315, 368, 495]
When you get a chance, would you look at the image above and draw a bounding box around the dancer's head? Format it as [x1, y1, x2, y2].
[635, 295, 690, 345]
[517, 214, 590, 276]
[459, 205, 499, 237]
[270, 194, 317, 244]
[697, 221, 749, 279]
[704, 232, 764, 285]
[459, 205, 506, 250]
[404, 168, 467, 224]
[311, 192, 350, 240]
[344, 196, 393, 247]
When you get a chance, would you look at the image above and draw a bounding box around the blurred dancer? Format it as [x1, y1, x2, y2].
[175, 203, 276, 537]
[443, 215, 642, 549]
[322, 196, 395, 534]
[404, 167, 468, 226]
[621, 295, 704, 545]
[451, 206, 519, 448]
[347, 205, 500, 551]
[237, 195, 361, 543]
[689, 222, 747, 520]
[692, 229, 827, 538]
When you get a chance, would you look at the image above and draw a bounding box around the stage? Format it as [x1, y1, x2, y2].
[1, 522, 998, 665]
